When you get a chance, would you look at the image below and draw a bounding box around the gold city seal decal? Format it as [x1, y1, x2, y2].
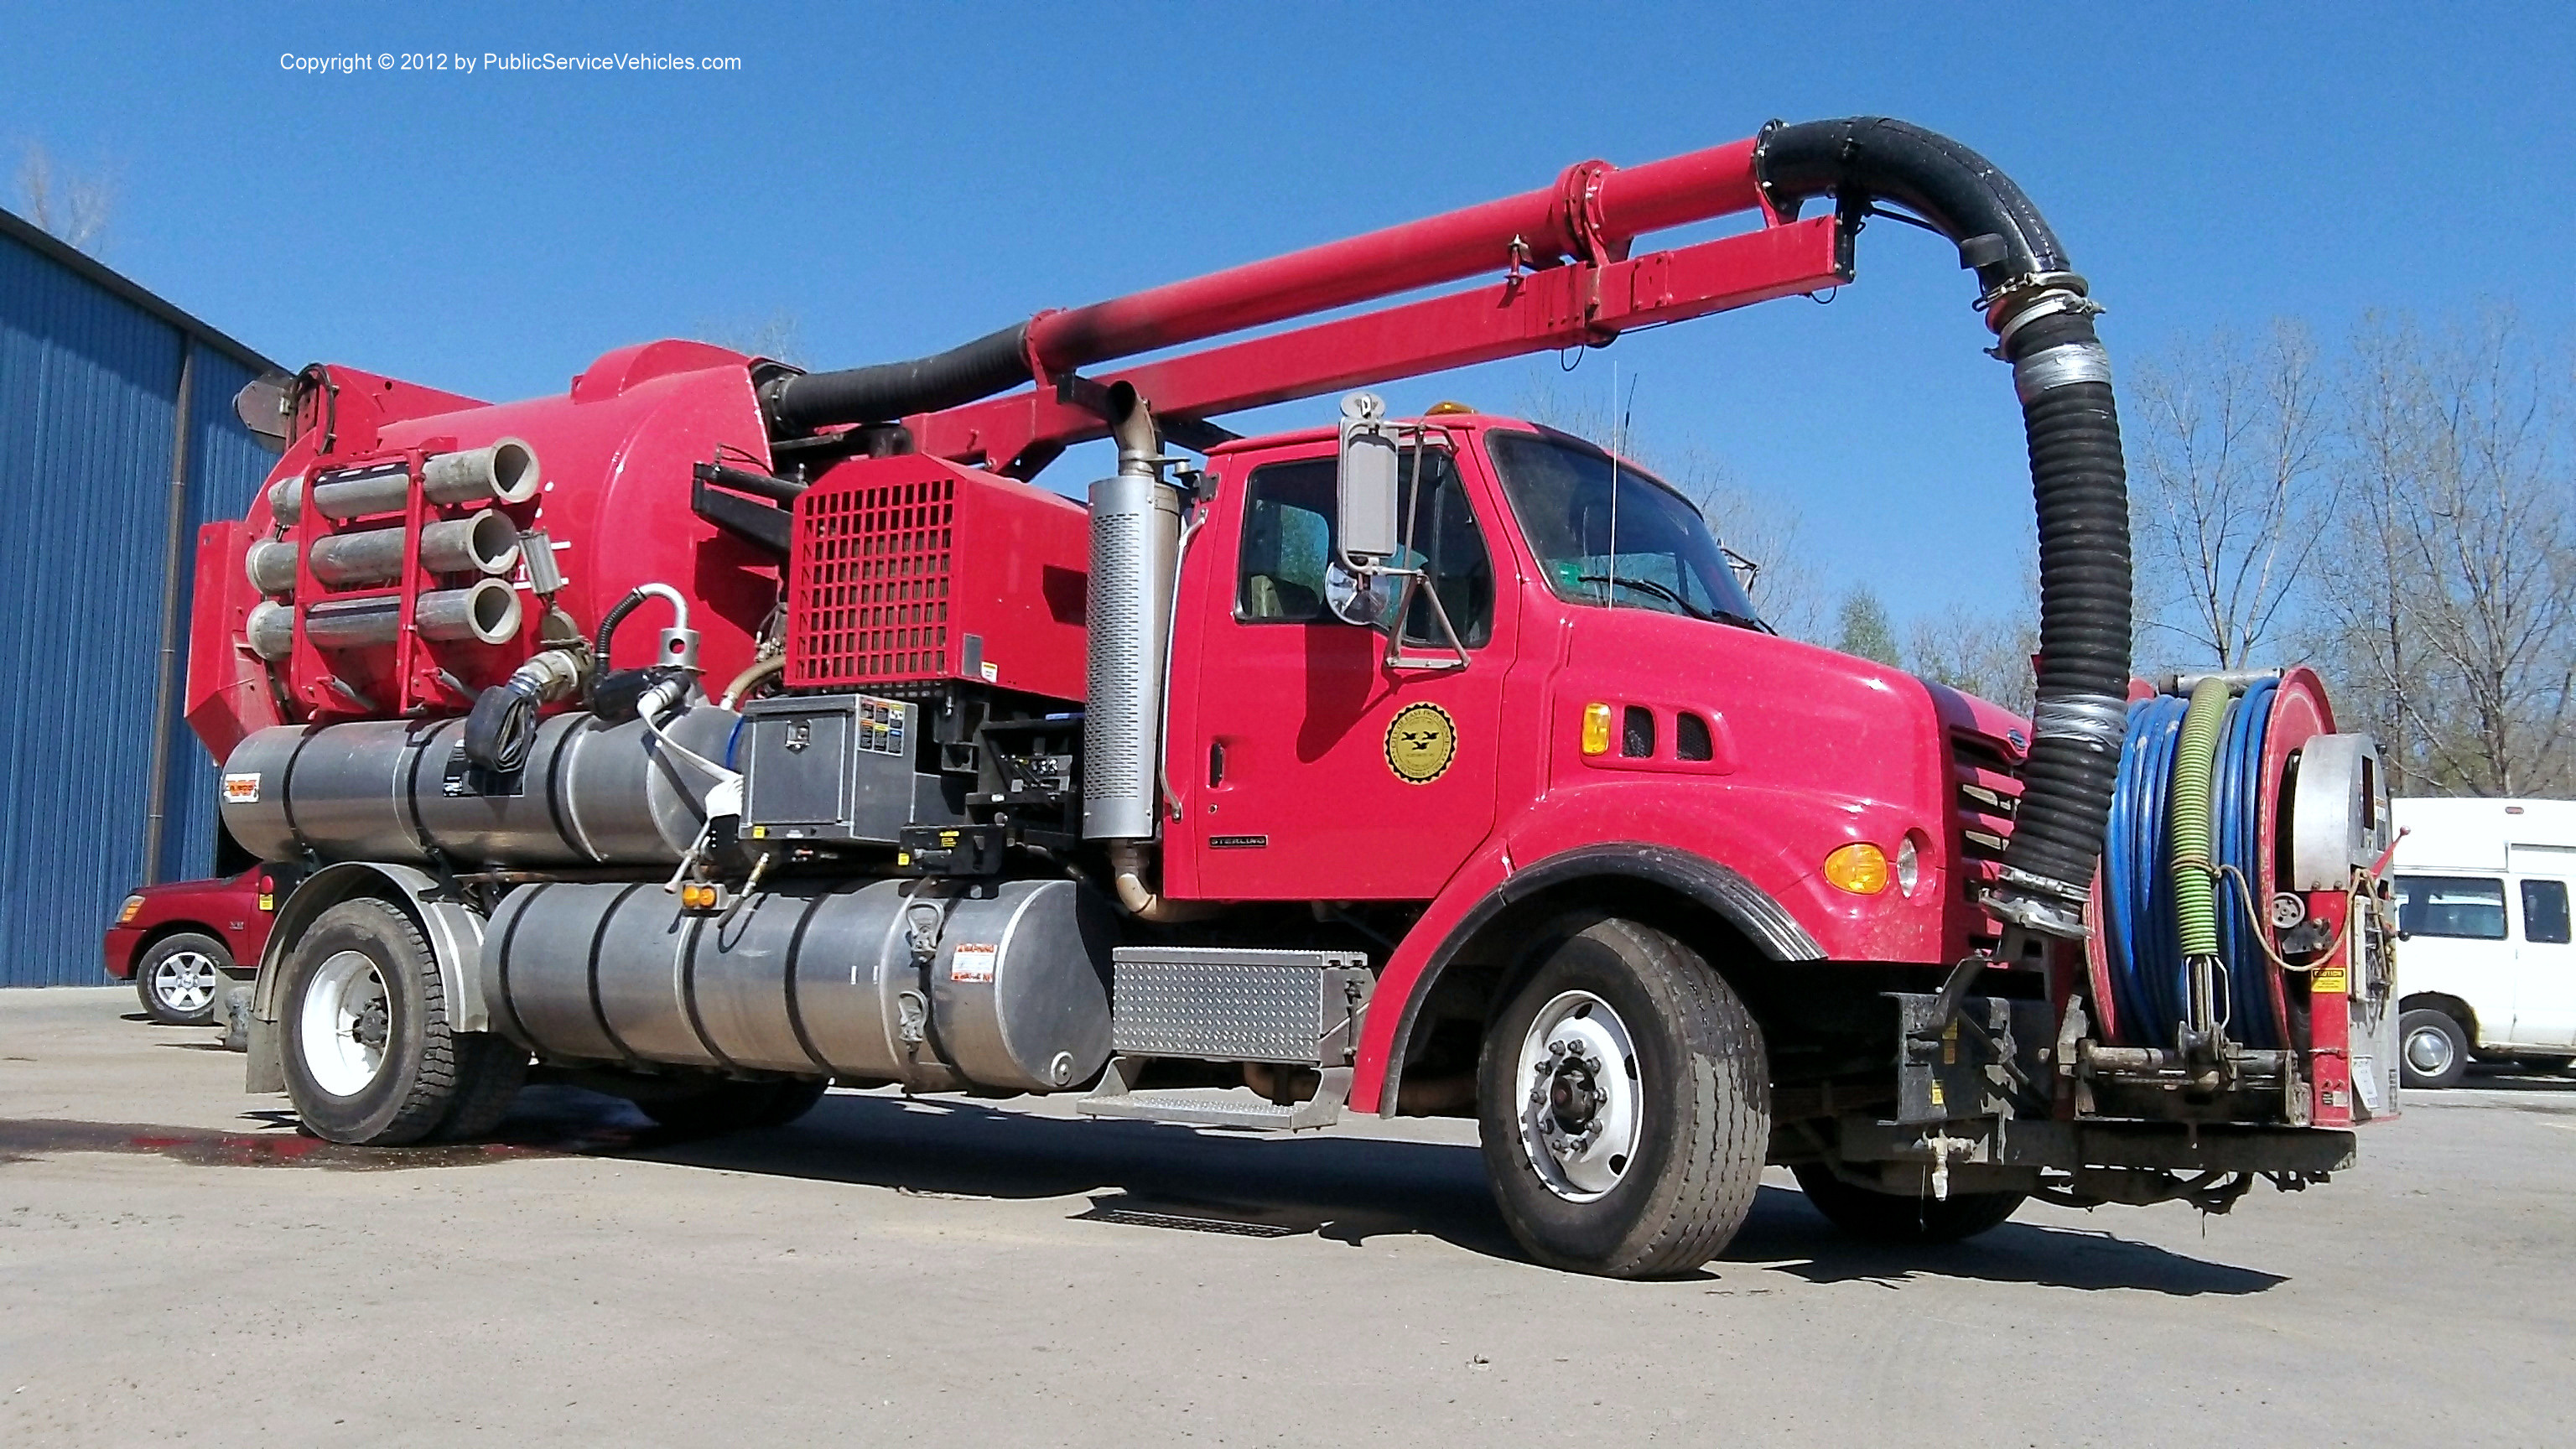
[1384, 702, 1457, 785]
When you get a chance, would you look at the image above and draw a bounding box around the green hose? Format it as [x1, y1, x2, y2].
[2168, 678, 2228, 959]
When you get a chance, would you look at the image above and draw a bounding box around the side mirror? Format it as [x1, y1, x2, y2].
[1336, 392, 1401, 569]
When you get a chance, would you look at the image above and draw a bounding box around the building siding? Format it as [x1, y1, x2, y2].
[0, 216, 278, 986]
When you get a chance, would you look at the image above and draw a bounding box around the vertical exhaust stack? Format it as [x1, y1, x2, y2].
[1083, 382, 1182, 844]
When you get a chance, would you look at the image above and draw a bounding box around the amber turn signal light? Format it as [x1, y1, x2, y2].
[1580, 702, 1613, 756]
[1823, 843, 1890, 895]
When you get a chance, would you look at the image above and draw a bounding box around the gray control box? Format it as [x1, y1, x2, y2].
[741, 693, 939, 845]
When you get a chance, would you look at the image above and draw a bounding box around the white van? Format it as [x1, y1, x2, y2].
[2390, 797, 2576, 1088]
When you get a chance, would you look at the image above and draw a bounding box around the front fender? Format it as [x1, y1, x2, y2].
[1352, 776, 1946, 1114]
[246, 863, 489, 1093]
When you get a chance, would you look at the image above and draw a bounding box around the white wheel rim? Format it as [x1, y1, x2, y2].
[152, 951, 221, 1012]
[1514, 990, 1644, 1202]
[2404, 1024, 2455, 1078]
[299, 950, 392, 1097]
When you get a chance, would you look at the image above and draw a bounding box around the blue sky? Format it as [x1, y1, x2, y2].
[6, 3, 2569, 626]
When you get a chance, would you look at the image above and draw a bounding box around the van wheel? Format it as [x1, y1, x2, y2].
[1476, 916, 1768, 1279]
[2399, 1010, 2469, 1090]
[1790, 1163, 2026, 1244]
[137, 933, 231, 1026]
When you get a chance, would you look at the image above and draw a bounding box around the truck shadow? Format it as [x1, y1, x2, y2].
[489, 1085, 2287, 1296]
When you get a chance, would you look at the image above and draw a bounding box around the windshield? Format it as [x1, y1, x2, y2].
[1487, 431, 1764, 629]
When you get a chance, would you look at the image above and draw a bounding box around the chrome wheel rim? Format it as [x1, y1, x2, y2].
[1514, 990, 1643, 1202]
[299, 950, 392, 1097]
[151, 951, 221, 1014]
[2404, 1022, 2456, 1078]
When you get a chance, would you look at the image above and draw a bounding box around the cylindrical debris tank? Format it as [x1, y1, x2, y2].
[217, 700, 737, 866]
[477, 878, 1114, 1093]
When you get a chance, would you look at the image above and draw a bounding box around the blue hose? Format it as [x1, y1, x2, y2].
[2100, 682, 2280, 1049]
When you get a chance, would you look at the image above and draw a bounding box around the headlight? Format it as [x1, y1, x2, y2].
[1895, 836, 1920, 896]
[116, 895, 145, 925]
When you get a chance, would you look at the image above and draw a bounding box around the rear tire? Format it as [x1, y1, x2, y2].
[1791, 1162, 2025, 1244]
[1476, 916, 1768, 1279]
[434, 1036, 532, 1141]
[2399, 1009, 2470, 1090]
[280, 900, 461, 1145]
[136, 932, 231, 1026]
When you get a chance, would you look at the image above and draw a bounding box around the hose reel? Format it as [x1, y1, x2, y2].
[2096, 669, 2389, 1061]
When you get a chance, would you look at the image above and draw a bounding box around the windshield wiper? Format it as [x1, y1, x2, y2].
[1576, 574, 1720, 623]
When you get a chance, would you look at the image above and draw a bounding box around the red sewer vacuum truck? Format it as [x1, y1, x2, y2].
[191, 117, 2399, 1276]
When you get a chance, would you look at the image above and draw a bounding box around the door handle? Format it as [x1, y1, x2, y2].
[1208, 740, 1227, 787]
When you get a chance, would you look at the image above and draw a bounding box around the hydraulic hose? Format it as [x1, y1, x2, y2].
[1756, 117, 2132, 940]
[2169, 679, 2228, 961]
[758, 322, 1033, 432]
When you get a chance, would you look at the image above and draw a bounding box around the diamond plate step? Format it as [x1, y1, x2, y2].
[1076, 1058, 1350, 1131]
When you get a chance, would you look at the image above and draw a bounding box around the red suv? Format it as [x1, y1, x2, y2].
[104, 870, 279, 1026]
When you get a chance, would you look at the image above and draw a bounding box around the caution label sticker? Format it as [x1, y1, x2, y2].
[222, 773, 261, 804]
[1384, 702, 1457, 785]
[2313, 964, 2350, 995]
[949, 943, 997, 984]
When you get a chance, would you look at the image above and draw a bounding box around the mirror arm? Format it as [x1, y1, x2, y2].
[1380, 570, 1472, 673]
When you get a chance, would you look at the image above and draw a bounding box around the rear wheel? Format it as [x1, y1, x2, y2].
[136, 933, 231, 1026]
[2399, 1009, 2470, 1090]
[280, 898, 517, 1145]
[1476, 916, 1768, 1279]
[1791, 1162, 2025, 1244]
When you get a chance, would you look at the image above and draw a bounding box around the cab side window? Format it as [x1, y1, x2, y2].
[1234, 452, 1494, 647]
[2523, 879, 2572, 945]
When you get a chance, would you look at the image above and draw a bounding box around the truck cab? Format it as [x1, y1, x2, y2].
[1166, 413, 2002, 969]
[2390, 797, 2576, 1086]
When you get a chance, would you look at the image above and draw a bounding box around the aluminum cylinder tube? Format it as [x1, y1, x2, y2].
[245, 511, 522, 595]
[1082, 469, 1182, 841]
[267, 439, 542, 524]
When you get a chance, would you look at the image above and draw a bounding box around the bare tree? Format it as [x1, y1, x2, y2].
[2310, 313, 2574, 797]
[14, 141, 113, 255]
[696, 308, 808, 366]
[1907, 602, 2038, 715]
[2129, 320, 2329, 672]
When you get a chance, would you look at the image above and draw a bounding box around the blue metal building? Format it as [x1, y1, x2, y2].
[1, 206, 280, 986]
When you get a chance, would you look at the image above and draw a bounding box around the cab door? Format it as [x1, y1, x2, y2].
[1169, 440, 1514, 901]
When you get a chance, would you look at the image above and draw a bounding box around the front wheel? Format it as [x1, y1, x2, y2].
[136, 932, 231, 1026]
[1476, 916, 1769, 1279]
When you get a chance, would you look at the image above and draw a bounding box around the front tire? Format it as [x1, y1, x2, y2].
[1476, 916, 1768, 1279]
[1791, 1162, 2025, 1244]
[136, 932, 231, 1026]
[2399, 1009, 2470, 1090]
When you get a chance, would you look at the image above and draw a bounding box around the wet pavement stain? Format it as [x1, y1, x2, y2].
[0, 1089, 669, 1171]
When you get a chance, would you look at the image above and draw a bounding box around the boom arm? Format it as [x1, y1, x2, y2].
[767, 117, 2134, 952]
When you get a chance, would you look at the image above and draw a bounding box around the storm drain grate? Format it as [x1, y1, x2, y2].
[1075, 1205, 1297, 1238]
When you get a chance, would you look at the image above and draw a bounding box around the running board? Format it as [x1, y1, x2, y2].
[1077, 1057, 1352, 1132]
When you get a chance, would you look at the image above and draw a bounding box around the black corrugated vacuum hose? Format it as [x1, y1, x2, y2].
[757, 322, 1034, 434]
[1757, 117, 2132, 940]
